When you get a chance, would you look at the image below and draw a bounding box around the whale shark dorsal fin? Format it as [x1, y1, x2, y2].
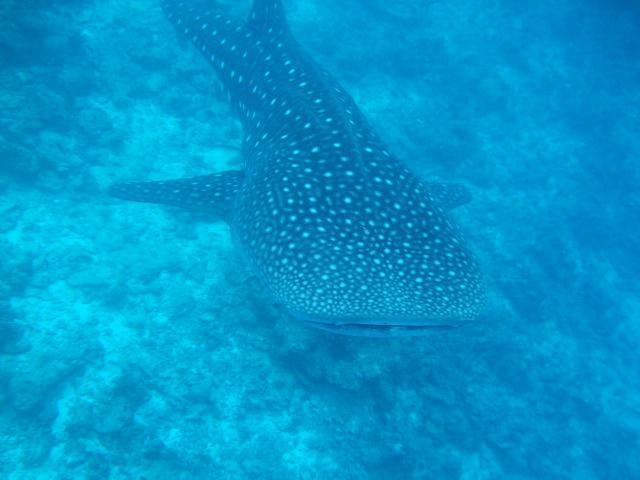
[247, 0, 289, 35]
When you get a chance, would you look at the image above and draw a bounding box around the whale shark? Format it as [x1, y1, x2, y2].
[110, 0, 485, 336]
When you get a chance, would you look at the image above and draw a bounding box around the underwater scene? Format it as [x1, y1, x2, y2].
[1, 0, 638, 478]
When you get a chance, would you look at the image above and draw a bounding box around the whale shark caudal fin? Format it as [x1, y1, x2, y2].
[425, 182, 472, 210]
[108, 170, 244, 220]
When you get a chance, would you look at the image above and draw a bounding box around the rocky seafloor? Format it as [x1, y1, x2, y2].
[1, 0, 639, 478]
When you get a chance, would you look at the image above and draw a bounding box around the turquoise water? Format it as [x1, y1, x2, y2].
[1, 0, 639, 478]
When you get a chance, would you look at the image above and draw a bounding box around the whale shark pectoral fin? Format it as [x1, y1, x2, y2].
[109, 170, 244, 221]
[425, 182, 472, 210]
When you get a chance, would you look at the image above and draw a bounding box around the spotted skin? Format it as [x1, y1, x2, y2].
[110, 0, 485, 336]
[109, 171, 244, 219]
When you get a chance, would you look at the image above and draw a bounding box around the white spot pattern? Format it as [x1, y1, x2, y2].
[159, 0, 485, 333]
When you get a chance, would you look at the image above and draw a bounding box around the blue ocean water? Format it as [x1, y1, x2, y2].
[1, 0, 638, 478]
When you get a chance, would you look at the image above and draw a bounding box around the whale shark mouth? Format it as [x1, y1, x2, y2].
[292, 312, 463, 337]
[303, 320, 459, 337]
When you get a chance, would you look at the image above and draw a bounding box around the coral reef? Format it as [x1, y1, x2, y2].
[1, 0, 638, 478]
